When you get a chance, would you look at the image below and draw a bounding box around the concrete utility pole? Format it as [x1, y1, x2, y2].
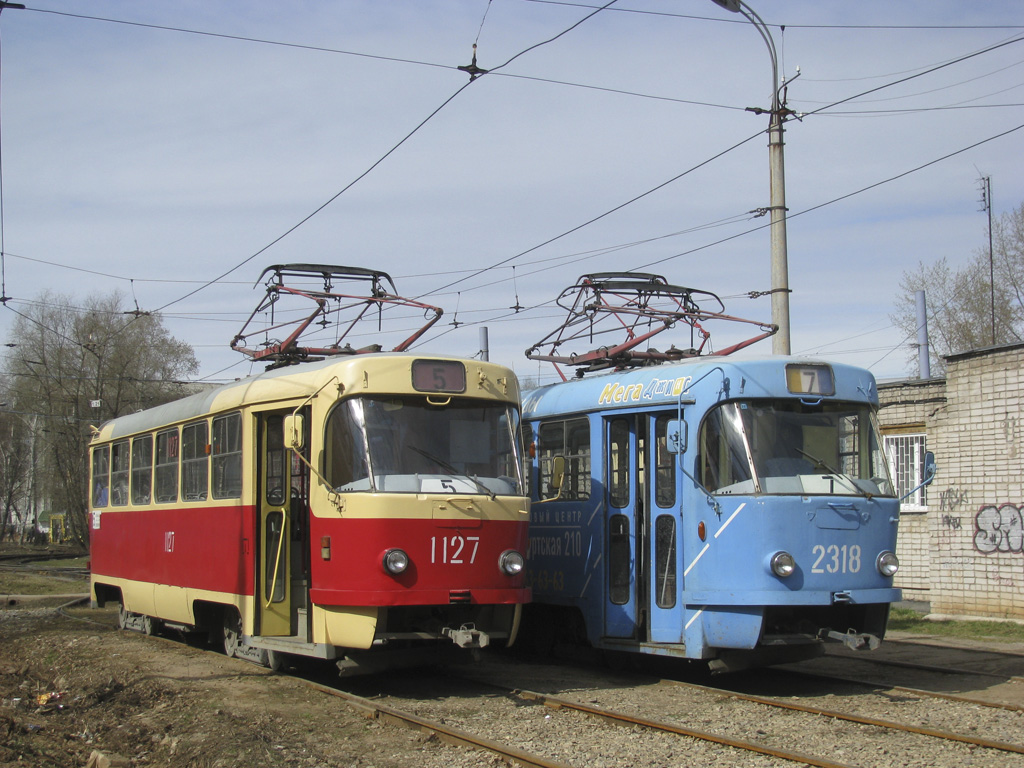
[712, 0, 791, 354]
[915, 290, 930, 379]
[978, 175, 995, 346]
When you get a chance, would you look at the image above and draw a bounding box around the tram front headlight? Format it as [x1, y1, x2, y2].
[499, 549, 525, 576]
[769, 551, 796, 578]
[382, 548, 409, 575]
[876, 550, 900, 577]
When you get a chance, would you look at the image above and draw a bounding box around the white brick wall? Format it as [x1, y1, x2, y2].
[878, 343, 1024, 619]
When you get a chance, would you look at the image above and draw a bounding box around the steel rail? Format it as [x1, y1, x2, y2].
[785, 668, 1024, 713]
[510, 687, 857, 768]
[303, 680, 574, 768]
[661, 678, 1024, 755]
[822, 650, 1024, 682]
[884, 636, 1024, 659]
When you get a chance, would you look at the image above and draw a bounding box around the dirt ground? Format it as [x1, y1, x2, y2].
[0, 594, 494, 768]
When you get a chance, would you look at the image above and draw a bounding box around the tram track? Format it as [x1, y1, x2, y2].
[780, 666, 1024, 712]
[333, 657, 1024, 768]
[52, 608, 1024, 768]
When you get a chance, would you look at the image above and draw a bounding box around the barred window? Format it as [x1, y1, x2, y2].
[885, 433, 928, 508]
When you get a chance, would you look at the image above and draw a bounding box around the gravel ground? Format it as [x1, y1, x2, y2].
[352, 654, 1024, 768]
[2, 563, 1023, 768]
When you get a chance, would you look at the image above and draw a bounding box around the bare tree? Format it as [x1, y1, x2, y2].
[3, 291, 199, 546]
[0, 409, 30, 542]
[892, 201, 1024, 375]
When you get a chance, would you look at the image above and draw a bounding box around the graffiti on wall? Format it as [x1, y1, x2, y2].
[939, 487, 969, 512]
[974, 503, 1024, 554]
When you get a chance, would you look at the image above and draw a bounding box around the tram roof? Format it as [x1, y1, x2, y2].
[521, 355, 879, 419]
[94, 353, 514, 441]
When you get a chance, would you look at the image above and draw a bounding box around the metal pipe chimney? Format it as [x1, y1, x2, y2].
[479, 327, 489, 362]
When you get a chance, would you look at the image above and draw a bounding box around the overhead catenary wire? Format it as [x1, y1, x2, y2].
[2, 3, 1024, 378]
[144, 0, 621, 318]
[411, 120, 1024, 357]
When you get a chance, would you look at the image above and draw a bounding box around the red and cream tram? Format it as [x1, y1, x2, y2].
[89, 354, 530, 673]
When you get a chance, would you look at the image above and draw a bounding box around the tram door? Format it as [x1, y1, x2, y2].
[257, 412, 301, 637]
[604, 415, 643, 638]
[604, 412, 681, 642]
[648, 413, 683, 643]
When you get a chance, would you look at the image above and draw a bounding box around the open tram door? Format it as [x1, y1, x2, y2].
[257, 410, 310, 638]
[603, 412, 684, 645]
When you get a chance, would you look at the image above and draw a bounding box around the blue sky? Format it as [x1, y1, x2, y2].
[1, 0, 1022, 385]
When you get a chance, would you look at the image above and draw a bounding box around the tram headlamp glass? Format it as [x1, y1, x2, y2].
[769, 551, 796, 578]
[382, 548, 409, 575]
[499, 550, 525, 576]
[876, 551, 900, 577]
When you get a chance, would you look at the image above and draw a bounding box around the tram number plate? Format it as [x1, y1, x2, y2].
[811, 544, 862, 574]
[431, 535, 479, 564]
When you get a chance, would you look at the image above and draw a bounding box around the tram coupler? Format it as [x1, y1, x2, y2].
[820, 628, 881, 651]
[442, 623, 490, 648]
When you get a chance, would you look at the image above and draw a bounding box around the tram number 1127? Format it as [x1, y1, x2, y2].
[811, 544, 862, 574]
[431, 535, 480, 565]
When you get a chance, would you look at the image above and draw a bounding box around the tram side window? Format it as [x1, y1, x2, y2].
[654, 415, 676, 508]
[265, 415, 286, 506]
[155, 429, 179, 504]
[608, 418, 630, 508]
[697, 408, 753, 493]
[325, 400, 370, 491]
[181, 421, 209, 501]
[654, 515, 677, 608]
[131, 435, 153, 505]
[536, 418, 590, 500]
[212, 412, 243, 499]
[110, 441, 129, 506]
[91, 446, 110, 508]
[609, 514, 630, 605]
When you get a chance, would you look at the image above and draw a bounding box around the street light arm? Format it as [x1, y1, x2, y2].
[710, 0, 778, 109]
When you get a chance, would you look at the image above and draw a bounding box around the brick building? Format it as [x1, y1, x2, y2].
[878, 342, 1024, 621]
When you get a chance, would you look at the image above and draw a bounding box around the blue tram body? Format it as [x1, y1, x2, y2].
[521, 356, 901, 671]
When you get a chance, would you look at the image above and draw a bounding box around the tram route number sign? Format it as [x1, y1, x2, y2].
[412, 359, 467, 394]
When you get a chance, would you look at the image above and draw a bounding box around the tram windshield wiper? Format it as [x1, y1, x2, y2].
[406, 445, 496, 500]
[795, 448, 873, 500]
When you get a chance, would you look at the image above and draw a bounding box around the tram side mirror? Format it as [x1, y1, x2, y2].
[666, 419, 687, 454]
[550, 456, 565, 491]
[923, 451, 936, 485]
[284, 413, 305, 450]
[899, 450, 938, 503]
[535, 455, 566, 504]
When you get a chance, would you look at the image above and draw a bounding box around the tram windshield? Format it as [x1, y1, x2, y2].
[697, 399, 894, 497]
[326, 395, 524, 495]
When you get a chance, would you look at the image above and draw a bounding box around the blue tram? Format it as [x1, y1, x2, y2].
[520, 356, 906, 671]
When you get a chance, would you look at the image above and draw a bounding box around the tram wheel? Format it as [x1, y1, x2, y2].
[264, 650, 285, 672]
[141, 614, 160, 636]
[117, 603, 129, 630]
[222, 611, 242, 658]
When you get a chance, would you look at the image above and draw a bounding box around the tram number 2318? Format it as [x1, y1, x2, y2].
[810, 544, 862, 574]
[431, 535, 480, 565]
